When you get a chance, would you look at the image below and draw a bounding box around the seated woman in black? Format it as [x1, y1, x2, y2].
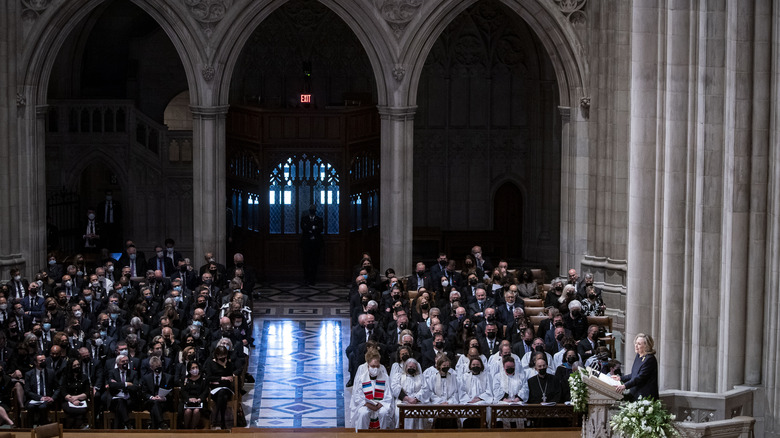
[60, 358, 90, 429]
[180, 361, 208, 429]
[614, 333, 658, 401]
[204, 345, 235, 429]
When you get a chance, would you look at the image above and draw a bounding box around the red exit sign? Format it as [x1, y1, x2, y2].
[300, 94, 311, 103]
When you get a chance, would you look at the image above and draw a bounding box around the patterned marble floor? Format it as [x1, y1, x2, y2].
[243, 282, 351, 428]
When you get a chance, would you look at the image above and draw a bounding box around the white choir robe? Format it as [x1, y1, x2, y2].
[422, 368, 459, 404]
[389, 362, 404, 382]
[492, 370, 529, 428]
[459, 371, 494, 404]
[455, 353, 487, 377]
[488, 353, 521, 376]
[552, 349, 583, 370]
[350, 367, 395, 430]
[391, 371, 430, 429]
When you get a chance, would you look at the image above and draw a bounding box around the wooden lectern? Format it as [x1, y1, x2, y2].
[581, 369, 624, 438]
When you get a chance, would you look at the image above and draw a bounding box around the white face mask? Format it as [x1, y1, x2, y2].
[108, 266, 114, 272]
[13, 276, 20, 282]
[190, 368, 199, 376]
[65, 280, 73, 287]
[441, 280, 449, 287]
[157, 251, 164, 258]
[368, 366, 380, 377]
[74, 310, 82, 318]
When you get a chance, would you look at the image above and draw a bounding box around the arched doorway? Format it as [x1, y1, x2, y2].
[413, 0, 560, 268]
[494, 182, 523, 258]
[226, 0, 380, 283]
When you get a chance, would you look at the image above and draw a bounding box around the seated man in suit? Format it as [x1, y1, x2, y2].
[496, 288, 524, 326]
[105, 354, 139, 429]
[141, 356, 175, 429]
[577, 325, 601, 363]
[467, 286, 494, 323]
[24, 354, 59, 427]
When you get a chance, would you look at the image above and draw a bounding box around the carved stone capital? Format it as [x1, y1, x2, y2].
[16, 93, 27, 108]
[554, 0, 587, 25]
[183, 0, 232, 36]
[580, 96, 590, 119]
[21, 0, 51, 21]
[375, 0, 424, 38]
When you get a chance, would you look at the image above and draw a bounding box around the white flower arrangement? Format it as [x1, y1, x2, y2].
[610, 397, 680, 438]
[568, 369, 589, 412]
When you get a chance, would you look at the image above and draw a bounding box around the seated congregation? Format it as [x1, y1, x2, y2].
[345, 246, 620, 429]
[0, 241, 255, 429]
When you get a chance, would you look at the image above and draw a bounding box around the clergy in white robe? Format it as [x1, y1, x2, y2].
[423, 353, 459, 404]
[351, 353, 395, 430]
[459, 357, 493, 404]
[492, 355, 529, 428]
[455, 345, 486, 378]
[391, 359, 430, 429]
[488, 344, 521, 376]
[522, 351, 555, 381]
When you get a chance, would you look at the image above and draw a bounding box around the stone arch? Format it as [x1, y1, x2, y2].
[402, 0, 587, 108]
[210, 0, 393, 107]
[63, 150, 130, 196]
[21, 0, 200, 105]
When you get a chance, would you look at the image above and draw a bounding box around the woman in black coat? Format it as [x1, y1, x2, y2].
[614, 333, 658, 400]
[180, 361, 208, 429]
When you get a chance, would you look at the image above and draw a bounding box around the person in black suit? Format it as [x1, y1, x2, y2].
[576, 325, 600, 362]
[163, 238, 185, 267]
[116, 245, 146, 278]
[496, 288, 524, 326]
[430, 253, 448, 282]
[81, 209, 102, 251]
[300, 204, 324, 285]
[24, 354, 60, 427]
[105, 354, 139, 429]
[97, 191, 122, 250]
[148, 245, 175, 278]
[614, 333, 659, 401]
[477, 322, 502, 357]
[6, 268, 29, 301]
[467, 286, 494, 322]
[11, 300, 33, 335]
[470, 245, 493, 280]
[141, 356, 175, 429]
[407, 262, 435, 293]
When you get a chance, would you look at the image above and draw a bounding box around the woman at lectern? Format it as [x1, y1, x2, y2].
[614, 333, 658, 400]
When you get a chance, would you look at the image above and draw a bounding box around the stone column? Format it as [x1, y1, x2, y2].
[377, 105, 416, 277]
[0, 1, 33, 277]
[625, 1, 661, 367]
[190, 105, 229, 266]
[658, 2, 692, 393]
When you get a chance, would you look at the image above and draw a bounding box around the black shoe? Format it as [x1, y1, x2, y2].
[346, 379, 354, 387]
[245, 375, 255, 383]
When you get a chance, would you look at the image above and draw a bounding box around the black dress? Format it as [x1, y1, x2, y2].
[621, 353, 658, 400]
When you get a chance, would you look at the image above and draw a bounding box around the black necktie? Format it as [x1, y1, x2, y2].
[39, 370, 46, 396]
[155, 374, 160, 392]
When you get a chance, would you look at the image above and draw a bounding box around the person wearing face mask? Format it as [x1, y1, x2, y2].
[581, 284, 606, 316]
[6, 267, 29, 300]
[204, 345, 234, 429]
[141, 355, 175, 429]
[488, 343, 522, 377]
[520, 338, 554, 373]
[300, 204, 324, 286]
[544, 278, 566, 308]
[105, 354, 139, 429]
[527, 356, 562, 406]
[21, 283, 45, 322]
[45, 254, 64, 283]
[180, 361, 208, 429]
[406, 261, 434, 293]
[389, 346, 415, 380]
[554, 347, 580, 403]
[391, 358, 429, 429]
[148, 245, 174, 278]
[456, 343, 487, 377]
[459, 357, 492, 424]
[59, 357, 90, 429]
[422, 353, 459, 426]
[491, 355, 529, 428]
[351, 348, 394, 430]
[24, 354, 60, 427]
[81, 208, 101, 249]
[563, 300, 588, 340]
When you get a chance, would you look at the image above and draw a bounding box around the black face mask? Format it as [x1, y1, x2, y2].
[471, 366, 482, 375]
[537, 369, 548, 378]
[567, 355, 577, 364]
[535, 345, 545, 353]
[486, 332, 496, 340]
[407, 368, 418, 376]
[434, 341, 444, 349]
[506, 367, 515, 374]
[366, 323, 375, 330]
[398, 322, 407, 330]
[440, 366, 450, 374]
[420, 303, 429, 310]
[469, 278, 477, 285]
[400, 355, 410, 362]
[556, 333, 564, 341]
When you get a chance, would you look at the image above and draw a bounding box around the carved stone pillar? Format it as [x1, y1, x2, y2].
[377, 105, 416, 277]
[190, 105, 229, 266]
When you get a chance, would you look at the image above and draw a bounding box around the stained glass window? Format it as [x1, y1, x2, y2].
[269, 155, 339, 234]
